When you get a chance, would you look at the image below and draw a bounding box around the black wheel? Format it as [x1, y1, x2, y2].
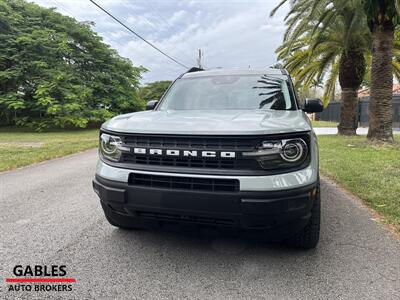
[285, 183, 321, 249]
[101, 202, 143, 230]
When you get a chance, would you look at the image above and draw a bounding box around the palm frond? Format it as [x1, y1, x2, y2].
[310, 6, 337, 37]
[396, 0, 400, 16]
[315, 50, 337, 82]
[322, 60, 339, 106]
[283, 50, 310, 74]
[342, 10, 358, 52]
[269, 0, 291, 17]
[392, 61, 400, 83]
[294, 61, 321, 87]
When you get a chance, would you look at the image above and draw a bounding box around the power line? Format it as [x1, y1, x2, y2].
[51, 0, 131, 53]
[146, 1, 193, 61]
[88, 0, 189, 69]
[49, 0, 186, 75]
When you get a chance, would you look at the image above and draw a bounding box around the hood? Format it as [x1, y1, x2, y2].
[102, 110, 311, 135]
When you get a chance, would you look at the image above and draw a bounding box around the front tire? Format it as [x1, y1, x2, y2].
[285, 183, 321, 249]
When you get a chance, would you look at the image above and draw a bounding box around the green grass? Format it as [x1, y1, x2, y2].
[0, 127, 98, 172]
[318, 135, 400, 231]
[312, 120, 338, 127]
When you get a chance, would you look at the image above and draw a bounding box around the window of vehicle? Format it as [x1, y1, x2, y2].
[158, 74, 295, 111]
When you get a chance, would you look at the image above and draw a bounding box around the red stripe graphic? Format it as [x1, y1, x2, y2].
[5, 278, 76, 283]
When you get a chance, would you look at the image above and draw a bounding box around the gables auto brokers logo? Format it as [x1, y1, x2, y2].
[5, 265, 76, 292]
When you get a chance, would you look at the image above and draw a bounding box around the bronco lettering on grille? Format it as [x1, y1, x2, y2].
[133, 148, 236, 158]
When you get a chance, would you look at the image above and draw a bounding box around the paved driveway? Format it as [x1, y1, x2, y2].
[0, 150, 399, 299]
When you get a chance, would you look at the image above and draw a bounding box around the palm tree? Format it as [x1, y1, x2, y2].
[271, 0, 400, 139]
[362, 0, 400, 142]
[272, 0, 369, 135]
[394, 28, 400, 79]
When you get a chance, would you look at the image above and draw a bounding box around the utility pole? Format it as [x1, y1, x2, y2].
[196, 49, 203, 69]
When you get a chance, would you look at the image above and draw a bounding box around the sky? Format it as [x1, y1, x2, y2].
[32, 0, 289, 83]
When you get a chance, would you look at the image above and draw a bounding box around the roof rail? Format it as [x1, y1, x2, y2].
[177, 67, 205, 79]
[187, 67, 204, 73]
[270, 63, 288, 75]
[280, 69, 288, 75]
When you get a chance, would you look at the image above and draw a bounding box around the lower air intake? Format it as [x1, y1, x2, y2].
[128, 173, 239, 193]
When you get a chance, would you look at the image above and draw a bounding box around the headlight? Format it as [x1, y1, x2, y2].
[243, 138, 308, 170]
[99, 133, 128, 161]
[280, 139, 307, 162]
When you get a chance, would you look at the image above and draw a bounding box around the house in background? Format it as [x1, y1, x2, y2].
[358, 83, 400, 98]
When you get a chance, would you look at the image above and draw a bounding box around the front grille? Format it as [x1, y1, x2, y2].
[129, 173, 240, 193]
[103, 132, 311, 174]
[120, 134, 262, 170]
[123, 135, 257, 150]
[121, 155, 257, 169]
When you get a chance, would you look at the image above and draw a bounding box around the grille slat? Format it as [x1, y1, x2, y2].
[123, 136, 256, 151]
[121, 155, 256, 170]
[129, 173, 239, 193]
[136, 211, 236, 225]
[115, 133, 310, 172]
[122, 135, 258, 170]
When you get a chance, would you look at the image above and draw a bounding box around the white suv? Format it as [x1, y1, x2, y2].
[93, 67, 324, 249]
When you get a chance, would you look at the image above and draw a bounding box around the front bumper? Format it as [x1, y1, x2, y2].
[93, 173, 319, 239]
[95, 159, 318, 192]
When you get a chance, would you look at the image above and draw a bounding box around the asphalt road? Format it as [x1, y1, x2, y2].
[1, 149, 399, 299]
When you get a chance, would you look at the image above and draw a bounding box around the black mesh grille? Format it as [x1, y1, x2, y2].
[121, 155, 257, 169]
[105, 132, 311, 173]
[120, 134, 261, 170]
[129, 173, 240, 192]
[123, 135, 257, 150]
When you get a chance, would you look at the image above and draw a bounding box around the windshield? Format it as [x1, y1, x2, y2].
[158, 74, 295, 111]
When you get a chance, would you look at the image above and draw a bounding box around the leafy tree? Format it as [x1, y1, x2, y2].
[0, 0, 146, 130]
[139, 81, 172, 103]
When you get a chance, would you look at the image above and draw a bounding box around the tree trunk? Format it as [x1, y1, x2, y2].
[367, 25, 394, 142]
[338, 88, 358, 135]
[337, 49, 365, 135]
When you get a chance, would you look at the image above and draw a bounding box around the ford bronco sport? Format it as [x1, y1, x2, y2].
[93, 67, 324, 249]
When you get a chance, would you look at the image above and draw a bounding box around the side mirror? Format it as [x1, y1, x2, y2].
[146, 100, 158, 110]
[303, 98, 323, 113]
